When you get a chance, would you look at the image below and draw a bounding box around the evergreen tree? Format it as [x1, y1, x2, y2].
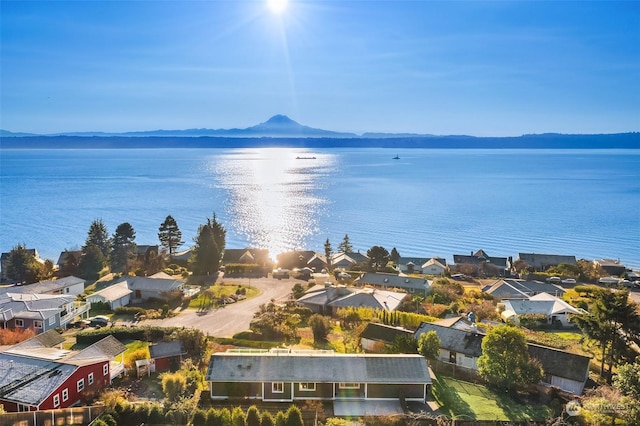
[78, 245, 105, 280]
[390, 247, 400, 264]
[84, 219, 111, 259]
[3, 244, 42, 284]
[59, 250, 79, 277]
[284, 406, 303, 426]
[324, 238, 333, 271]
[337, 234, 353, 253]
[367, 245, 390, 271]
[110, 222, 136, 273]
[418, 330, 441, 359]
[246, 405, 261, 426]
[261, 411, 275, 426]
[191, 214, 226, 275]
[158, 215, 184, 257]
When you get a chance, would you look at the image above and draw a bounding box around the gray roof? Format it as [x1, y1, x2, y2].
[297, 286, 406, 311]
[67, 336, 127, 362]
[359, 323, 413, 344]
[0, 353, 77, 406]
[10, 330, 65, 350]
[149, 341, 187, 359]
[0, 293, 75, 321]
[414, 322, 484, 358]
[2, 276, 85, 295]
[356, 273, 430, 293]
[117, 276, 184, 292]
[88, 282, 132, 302]
[483, 279, 566, 299]
[206, 352, 431, 385]
[528, 344, 591, 382]
[518, 253, 577, 270]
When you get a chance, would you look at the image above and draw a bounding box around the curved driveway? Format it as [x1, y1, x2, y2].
[139, 277, 298, 338]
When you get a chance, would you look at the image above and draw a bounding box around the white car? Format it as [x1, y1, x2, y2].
[546, 276, 561, 283]
[561, 278, 577, 285]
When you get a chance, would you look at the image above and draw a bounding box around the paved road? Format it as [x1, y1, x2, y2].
[138, 277, 298, 338]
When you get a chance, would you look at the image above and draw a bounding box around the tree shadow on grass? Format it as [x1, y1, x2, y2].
[431, 376, 476, 420]
[493, 389, 552, 422]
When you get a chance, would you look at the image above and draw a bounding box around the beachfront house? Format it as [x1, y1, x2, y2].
[517, 253, 577, 272]
[453, 249, 509, 276]
[206, 349, 431, 415]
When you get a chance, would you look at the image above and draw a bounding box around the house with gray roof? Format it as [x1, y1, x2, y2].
[115, 273, 184, 303]
[453, 249, 509, 275]
[149, 341, 187, 372]
[500, 292, 585, 327]
[482, 279, 566, 300]
[0, 276, 85, 297]
[331, 252, 369, 271]
[414, 320, 591, 394]
[355, 273, 431, 296]
[593, 259, 627, 276]
[0, 293, 90, 333]
[0, 330, 126, 411]
[296, 284, 407, 315]
[517, 253, 577, 272]
[86, 282, 132, 310]
[223, 248, 271, 266]
[206, 349, 431, 410]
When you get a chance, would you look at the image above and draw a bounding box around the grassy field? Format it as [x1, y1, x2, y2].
[187, 283, 259, 309]
[432, 375, 553, 422]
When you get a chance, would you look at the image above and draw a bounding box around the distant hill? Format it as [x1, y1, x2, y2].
[1, 115, 638, 148]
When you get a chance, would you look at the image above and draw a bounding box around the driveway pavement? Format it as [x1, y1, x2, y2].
[138, 276, 298, 338]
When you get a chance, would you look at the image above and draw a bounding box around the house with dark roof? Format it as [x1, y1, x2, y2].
[359, 323, 414, 352]
[593, 259, 627, 276]
[482, 279, 566, 300]
[296, 284, 407, 315]
[223, 248, 271, 267]
[453, 249, 509, 275]
[517, 253, 577, 272]
[205, 349, 431, 409]
[0, 330, 126, 412]
[355, 273, 431, 296]
[149, 341, 187, 372]
[414, 320, 591, 394]
[56, 250, 82, 274]
[331, 252, 370, 271]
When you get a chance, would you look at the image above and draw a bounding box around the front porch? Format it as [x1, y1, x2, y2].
[60, 301, 91, 327]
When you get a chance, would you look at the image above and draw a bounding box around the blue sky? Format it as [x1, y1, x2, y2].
[1, 0, 638, 136]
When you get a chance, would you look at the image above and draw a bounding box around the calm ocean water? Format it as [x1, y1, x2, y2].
[1, 148, 639, 269]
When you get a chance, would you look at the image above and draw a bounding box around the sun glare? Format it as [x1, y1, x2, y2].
[267, 0, 288, 14]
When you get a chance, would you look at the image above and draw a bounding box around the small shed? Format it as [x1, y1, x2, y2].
[149, 341, 187, 372]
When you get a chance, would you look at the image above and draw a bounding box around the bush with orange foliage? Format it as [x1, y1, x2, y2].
[0, 328, 36, 345]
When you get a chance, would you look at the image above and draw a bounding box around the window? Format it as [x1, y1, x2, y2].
[88, 372, 94, 385]
[103, 364, 109, 376]
[53, 394, 60, 407]
[15, 319, 24, 327]
[272, 382, 284, 393]
[18, 404, 30, 412]
[62, 388, 69, 402]
[338, 383, 360, 389]
[48, 317, 55, 326]
[299, 382, 316, 391]
[77, 378, 84, 392]
[34, 320, 43, 329]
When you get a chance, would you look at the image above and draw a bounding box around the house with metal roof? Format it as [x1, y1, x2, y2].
[86, 281, 132, 310]
[0, 293, 90, 333]
[205, 349, 431, 411]
[114, 273, 184, 303]
[500, 292, 585, 327]
[355, 273, 431, 296]
[296, 284, 407, 315]
[359, 323, 414, 352]
[482, 279, 566, 300]
[0, 330, 126, 412]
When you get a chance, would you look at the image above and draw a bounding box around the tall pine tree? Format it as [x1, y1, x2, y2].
[190, 213, 226, 276]
[110, 222, 136, 273]
[158, 215, 184, 257]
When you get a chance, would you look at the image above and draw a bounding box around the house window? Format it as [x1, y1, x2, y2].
[62, 388, 69, 402]
[53, 394, 60, 407]
[88, 373, 94, 385]
[18, 404, 30, 412]
[449, 351, 457, 364]
[48, 317, 55, 326]
[103, 364, 109, 376]
[272, 382, 284, 393]
[338, 383, 360, 389]
[77, 378, 84, 392]
[15, 319, 24, 327]
[299, 382, 316, 391]
[34, 320, 43, 329]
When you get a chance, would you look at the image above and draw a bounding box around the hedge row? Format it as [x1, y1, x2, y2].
[76, 326, 181, 345]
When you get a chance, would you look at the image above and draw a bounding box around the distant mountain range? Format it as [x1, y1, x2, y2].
[1, 115, 638, 149]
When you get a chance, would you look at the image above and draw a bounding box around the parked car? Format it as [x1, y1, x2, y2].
[561, 278, 577, 285]
[546, 276, 561, 283]
[88, 315, 110, 327]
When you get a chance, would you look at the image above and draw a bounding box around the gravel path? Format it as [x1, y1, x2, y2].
[138, 276, 298, 338]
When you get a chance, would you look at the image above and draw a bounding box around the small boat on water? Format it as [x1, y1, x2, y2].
[296, 156, 316, 159]
[392, 154, 400, 159]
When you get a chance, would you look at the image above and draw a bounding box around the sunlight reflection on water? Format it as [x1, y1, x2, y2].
[212, 148, 335, 259]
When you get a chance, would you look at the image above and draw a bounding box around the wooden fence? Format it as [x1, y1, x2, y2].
[0, 405, 105, 426]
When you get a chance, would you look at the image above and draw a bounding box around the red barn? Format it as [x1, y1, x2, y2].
[149, 341, 186, 372]
[0, 330, 126, 412]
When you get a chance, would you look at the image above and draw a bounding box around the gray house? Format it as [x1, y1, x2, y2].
[356, 273, 431, 296]
[206, 349, 431, 407]
[86, 282, 132, 310]
[0, 293, 90, 332]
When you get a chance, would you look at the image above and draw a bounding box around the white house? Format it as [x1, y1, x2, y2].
[86, 282, 133, 310]
[501, 292, 584, 327]
[421, 258, 447, 275]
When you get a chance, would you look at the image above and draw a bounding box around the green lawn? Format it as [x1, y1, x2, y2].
[432, 376, 553, 422]
[187, 283, 259, 309]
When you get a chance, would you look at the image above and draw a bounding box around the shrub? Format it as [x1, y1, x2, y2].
[161, 372, 187, 401]
[114, 306, 146, 316]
